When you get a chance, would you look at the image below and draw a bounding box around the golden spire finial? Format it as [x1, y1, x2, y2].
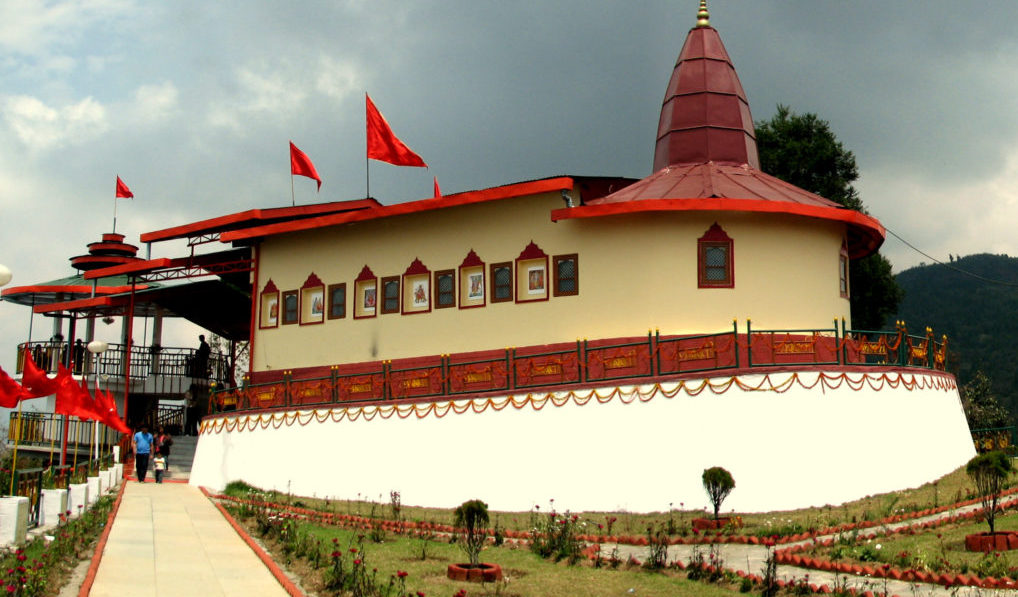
[696, 0, 710, 27]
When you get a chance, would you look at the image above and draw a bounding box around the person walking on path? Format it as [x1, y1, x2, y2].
[132, 424, 154, 482]
[153, 453, 166, 483]
[154, 425, 173, 459]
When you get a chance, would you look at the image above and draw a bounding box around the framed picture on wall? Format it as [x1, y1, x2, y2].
[363, 286, 376, 310]
[310, 289, 324, 316]
[468, 273, 484, 299]
[412, 280, 429, 307]
[267, 299, 278, 325]
[528, 266, 546, 295]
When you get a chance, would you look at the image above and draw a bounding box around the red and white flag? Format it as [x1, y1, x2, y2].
[115, 176, 134, 198]
[289, 141, 322, 190]
[366, 94, 427, 168]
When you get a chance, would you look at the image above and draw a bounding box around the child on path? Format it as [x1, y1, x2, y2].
[154, 454, 166, 483]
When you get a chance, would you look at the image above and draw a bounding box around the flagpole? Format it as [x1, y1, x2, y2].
[9, 401, 23, 495]
[113, 181, 118, 234]
[366, 156, 370, 199]
[291, 175, 295, 207]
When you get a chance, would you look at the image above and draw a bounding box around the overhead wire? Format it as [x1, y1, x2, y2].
[884, 226, 1018, 288]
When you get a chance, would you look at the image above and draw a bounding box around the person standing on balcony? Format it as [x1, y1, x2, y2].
[73, 339, 84, 374]
[132, 424, 154, 483]
[196, 335, 211, 378]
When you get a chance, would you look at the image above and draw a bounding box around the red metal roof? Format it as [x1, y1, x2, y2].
[140, 199, 381, 243]
[654, 23, 757, 171]
[570, 8, 885, 259]
[220, 177, 576, 242]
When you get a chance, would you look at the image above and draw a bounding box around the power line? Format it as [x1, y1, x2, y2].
[885, 226, 1018, 288]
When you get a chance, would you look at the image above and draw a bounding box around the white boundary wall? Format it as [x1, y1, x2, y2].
[190, 369, 975, 513]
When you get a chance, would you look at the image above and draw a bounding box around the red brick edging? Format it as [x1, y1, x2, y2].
[200, 486, 305, 597]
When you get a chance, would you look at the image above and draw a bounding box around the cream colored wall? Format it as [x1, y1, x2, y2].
[252, 192, 852, 372]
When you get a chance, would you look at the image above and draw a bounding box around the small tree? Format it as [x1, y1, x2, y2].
[966, 451, 1013, 533]
[702, 466, 735, 521]
[454, 499, 490, 566]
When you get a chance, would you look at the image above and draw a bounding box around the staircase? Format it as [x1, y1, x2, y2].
[164, 435, 197, 482]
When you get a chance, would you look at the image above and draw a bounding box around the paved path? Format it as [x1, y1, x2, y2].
[87, 482, 290, 597]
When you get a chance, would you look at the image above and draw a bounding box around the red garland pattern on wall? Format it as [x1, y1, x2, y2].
[199, 370, 956, 435]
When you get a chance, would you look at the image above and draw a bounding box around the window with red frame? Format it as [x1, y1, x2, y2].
[282, 290, 299, 324]
[839, 243, 849, 298]
[697, 223, 734, 288]
[490, 262, 512, 303]
[381, 276, 400, 314]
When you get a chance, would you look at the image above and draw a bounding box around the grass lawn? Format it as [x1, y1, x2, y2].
[229, 462, 1007, 541]
[244, 517, 740, 597]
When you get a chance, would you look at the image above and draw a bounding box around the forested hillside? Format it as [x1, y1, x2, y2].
[890, 253, 1018, 418]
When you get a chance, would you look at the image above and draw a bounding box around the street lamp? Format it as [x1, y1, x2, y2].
[0, 264, 11, 287]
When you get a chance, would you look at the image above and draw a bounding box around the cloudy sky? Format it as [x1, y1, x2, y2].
[3, 0, 1018, 375]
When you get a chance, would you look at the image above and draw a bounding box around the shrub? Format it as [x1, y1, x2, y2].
[966, 450, 1013, 533]
[702, 466, 735, 521]
[454, 499, 489, 566]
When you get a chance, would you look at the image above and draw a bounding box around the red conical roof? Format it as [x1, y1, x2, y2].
[552, 2, 885, 259]
[653, 13, 758, 170]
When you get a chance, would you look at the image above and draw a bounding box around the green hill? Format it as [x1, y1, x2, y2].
[890, 253, 1018, 418]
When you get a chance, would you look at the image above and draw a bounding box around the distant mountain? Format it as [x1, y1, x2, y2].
[890, 253, 1018, 418]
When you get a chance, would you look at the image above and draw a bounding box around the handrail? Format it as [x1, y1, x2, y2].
[210, 321, 949, 415]
[15, 340, 230, 383]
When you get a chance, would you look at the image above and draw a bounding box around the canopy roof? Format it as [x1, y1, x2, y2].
[0, 274, 156, 307]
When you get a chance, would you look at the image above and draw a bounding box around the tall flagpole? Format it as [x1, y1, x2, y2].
[9, 401, 23, 495]
[366, 154, 370, 199]
[291, 175, 295, 207]
[113, 176, 119, 234]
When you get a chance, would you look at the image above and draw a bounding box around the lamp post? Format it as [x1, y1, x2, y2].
[0, 264, 11, 287]
[86, 340, 108, 462]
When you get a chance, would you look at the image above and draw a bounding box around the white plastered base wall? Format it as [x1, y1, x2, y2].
[190, 369, 974, 514]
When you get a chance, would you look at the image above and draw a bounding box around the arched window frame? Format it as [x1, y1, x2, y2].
[697, 222, 734, 289]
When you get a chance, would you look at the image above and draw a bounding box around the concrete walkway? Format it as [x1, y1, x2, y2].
[87, 482, 291, 596]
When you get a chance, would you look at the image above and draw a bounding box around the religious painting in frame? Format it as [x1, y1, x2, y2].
[259, 279, 280, 329]
[458, 249, 486, 309]
[353, 265, 378, 319]
[300, 273, 325, 325]
[515, 241, 549, 302]
[402, 258, 431, 314]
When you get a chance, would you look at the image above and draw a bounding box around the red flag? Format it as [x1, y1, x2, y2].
[115, 176, 134, 198]
[54, 365, 83, 417]
[433, 176, 441, 198]
[366, 94, 427, 167]
[21, 349, 62, 398]
[0, 367, 27, 408]
[289, 142, 322, 190]
[75, 377, 101, 421]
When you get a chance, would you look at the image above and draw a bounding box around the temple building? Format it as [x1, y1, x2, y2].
[3, 3, 973, 512]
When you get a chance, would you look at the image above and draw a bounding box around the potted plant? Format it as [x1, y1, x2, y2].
[446, 499, 503, 582]
[692, 466, 737, 532]
[964, 451, 1018, 551]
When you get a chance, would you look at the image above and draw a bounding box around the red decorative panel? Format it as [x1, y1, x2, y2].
[301, 272, 324, 289]
[517, 240, 548, 260]
[355, 265, 376, 282]
[460, 249, 484, 268]
[404, 258, 429, 276]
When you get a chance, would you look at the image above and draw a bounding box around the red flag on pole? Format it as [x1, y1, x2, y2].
[289, 142, 322, 190]
[115, 176, 134, 198]
[54, 364, 84, 417]
[21, 349, 63, 398]
[0, 367, 27, 408]
[366, 94, 428, 167]
[433, 176, 441, 198]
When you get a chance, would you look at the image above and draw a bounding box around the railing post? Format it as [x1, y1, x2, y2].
[382, 361, 390, 401]
[579, 339, 586, 383]
[330, 366, 339, 403]
[732, 319, 739, 369]
[509, 348, 517, 390]
[284, 371, 292, 407]
[654, 329, 662, 375]
[442, 354, 450, 395]
[746, 319, 753, 368]
[926, 327, 935, 369]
